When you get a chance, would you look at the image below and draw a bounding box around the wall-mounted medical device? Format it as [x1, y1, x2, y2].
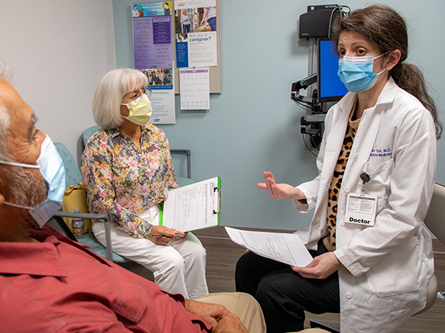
[292, 4, 350, 149]
[299, 4, 344, 39]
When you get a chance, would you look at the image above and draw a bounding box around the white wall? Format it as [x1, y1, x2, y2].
[0, 0, 116, 160]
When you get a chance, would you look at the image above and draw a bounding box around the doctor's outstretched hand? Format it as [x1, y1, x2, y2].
[292, 252, 341, 280]
[257, 172, 307, 201]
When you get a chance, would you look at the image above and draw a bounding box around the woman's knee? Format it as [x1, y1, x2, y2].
[164, 252, 186, 271]
[191, 243, 207, 261]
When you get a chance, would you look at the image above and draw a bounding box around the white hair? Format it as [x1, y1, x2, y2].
[0, 60, 13, 159]
[92, 68, 149, 129]
[0, 106, 11, 160]
[0, 60, 16, 84]
[0, 61, 47, 207]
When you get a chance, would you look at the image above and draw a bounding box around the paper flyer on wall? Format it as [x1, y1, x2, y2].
[145, 66, 176, 124]
[179, 67, 210, 110]
[132, 2, 174, 69]
[132, 3, 176, 124]
[174, 0, 217, 68]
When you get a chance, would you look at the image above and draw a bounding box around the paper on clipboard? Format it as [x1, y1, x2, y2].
[160, 177, 221, 232]
[225, 227, 313, 267]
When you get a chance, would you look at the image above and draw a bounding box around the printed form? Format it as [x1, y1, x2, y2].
[225, 227, 313, 267]
[161, 177, 220, 231]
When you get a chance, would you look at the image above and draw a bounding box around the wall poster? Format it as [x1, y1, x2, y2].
[132, 2, 176, 124]
[174, 0, 217, 68]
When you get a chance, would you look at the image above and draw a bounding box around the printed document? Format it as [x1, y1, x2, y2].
[161, 177, 220, 231]
[225, 227, 313, 267]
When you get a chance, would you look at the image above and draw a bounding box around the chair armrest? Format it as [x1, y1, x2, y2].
[53, 211, 113, 261]
[170, 149, 191, 179]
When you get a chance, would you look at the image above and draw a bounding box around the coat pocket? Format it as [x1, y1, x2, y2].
[367, 236, 421, 297]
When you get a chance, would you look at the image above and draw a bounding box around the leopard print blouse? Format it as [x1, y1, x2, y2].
[322, 107, 361, 252]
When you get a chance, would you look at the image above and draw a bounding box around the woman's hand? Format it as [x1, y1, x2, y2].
[291, 252, 340, 279]
[257, 172, 306, 201]
[149, 225, 186, 245]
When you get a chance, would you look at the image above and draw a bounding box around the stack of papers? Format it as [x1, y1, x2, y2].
[160, 177, 221, 232]
[225, 227, 313, 267]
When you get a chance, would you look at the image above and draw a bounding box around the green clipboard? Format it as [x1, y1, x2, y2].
[159, 177, 221, 232]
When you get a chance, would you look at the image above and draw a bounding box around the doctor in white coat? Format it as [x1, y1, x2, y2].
[235, 5, 442, 333]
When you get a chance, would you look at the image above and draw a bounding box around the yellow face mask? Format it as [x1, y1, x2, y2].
[122, 94, 153, 126]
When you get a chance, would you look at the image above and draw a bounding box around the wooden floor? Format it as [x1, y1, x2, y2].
[120, 226, 445, 332]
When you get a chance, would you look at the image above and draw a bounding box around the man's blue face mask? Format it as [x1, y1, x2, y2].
[0, 136, 66, 227]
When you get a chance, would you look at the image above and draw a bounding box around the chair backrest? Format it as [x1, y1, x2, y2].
[54, 142, 83, 188]
[53, 141, 125, 263]
[82, 125, 100, 149]
[424, 183, 445, 244]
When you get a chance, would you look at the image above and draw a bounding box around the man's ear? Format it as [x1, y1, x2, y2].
[0, 175, 7, 206]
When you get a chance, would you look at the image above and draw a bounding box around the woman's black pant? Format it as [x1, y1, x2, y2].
[235, 240, 340, 333]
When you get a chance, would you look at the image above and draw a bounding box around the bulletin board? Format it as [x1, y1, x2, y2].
[172, 0, 221, 93]
[131, 0, 221, 94]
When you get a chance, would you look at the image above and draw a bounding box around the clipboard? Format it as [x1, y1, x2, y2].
[159, 177, 221, 232]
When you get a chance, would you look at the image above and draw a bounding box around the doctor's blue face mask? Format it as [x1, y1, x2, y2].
[0, 136, 66, 227]
[337, 54, 387, 93]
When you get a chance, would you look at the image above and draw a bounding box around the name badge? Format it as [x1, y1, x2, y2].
[345, 193, 377, 226]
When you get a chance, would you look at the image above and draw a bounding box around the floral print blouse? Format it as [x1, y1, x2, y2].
[81, 124, 177, 239]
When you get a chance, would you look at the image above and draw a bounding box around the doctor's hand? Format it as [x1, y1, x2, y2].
[291, 252, 340, 279]
[149, 226, 185, 245]
[257, 172, 306, 201]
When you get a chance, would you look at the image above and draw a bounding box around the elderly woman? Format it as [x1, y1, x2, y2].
[81, 68, 208, 299]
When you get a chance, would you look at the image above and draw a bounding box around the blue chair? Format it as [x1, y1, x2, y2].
[53, 128, 195, 263]
[53, 142, 127, 263]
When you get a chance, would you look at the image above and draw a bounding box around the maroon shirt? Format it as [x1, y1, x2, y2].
[0, 226, 212, 332]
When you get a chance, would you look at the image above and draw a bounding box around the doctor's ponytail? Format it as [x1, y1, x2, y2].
[333, 5, 442, 139]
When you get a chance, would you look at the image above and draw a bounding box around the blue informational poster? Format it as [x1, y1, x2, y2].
[174, 0, 217, 68]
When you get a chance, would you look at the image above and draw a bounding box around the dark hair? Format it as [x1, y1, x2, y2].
[332, 5, 442, 139]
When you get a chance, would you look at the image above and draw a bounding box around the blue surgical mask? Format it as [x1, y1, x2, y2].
[0, 136, 66, 227]
[337, 54, 386, 93]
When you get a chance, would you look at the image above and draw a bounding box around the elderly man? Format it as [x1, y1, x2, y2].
[0, 64, 266, 332]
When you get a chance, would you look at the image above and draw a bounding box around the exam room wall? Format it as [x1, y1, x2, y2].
[113, 0, 445, 230]
[0, 0, 116, 158]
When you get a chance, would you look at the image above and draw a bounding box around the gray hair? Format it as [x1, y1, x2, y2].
[0, 106, 11, 160]
[0, 61, 47, 208]
[3, 167, 48, 208]
[92, 68, 149, 129]
[0, 60, 13, 160]
[0, 60, 16, 84]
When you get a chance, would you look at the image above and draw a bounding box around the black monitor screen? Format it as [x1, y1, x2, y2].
[318, 39, 348, 102]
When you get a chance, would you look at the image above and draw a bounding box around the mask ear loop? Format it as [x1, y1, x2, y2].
[374, 51, 392, 69]
[0, 160, 40, 169]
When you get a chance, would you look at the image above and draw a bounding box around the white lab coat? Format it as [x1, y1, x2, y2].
[294, 78, 436, 332]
